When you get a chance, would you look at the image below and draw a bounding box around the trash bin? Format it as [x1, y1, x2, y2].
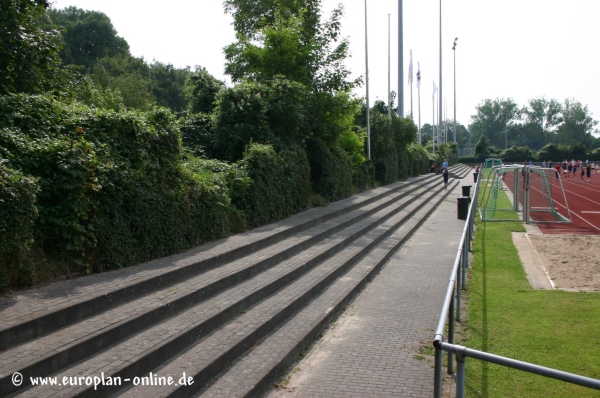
[457, 196, 471, 220]
[462, 185, 472, 197]
[473, 172, 479, 183]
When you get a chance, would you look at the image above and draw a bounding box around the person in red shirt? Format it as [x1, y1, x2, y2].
[555, 163, 561, 181]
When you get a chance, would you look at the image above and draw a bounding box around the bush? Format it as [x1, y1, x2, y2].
[211, 83, 275, 162]
[353, 160, 375, 192]
[498, 145, 534, 163]
[406, 145, 430, 176]
[235, 143, 310, 227]
[0, 161, 39, 291]
[306, 137, 353, 201]
[339, 129, 366, 168]
[0, 94, 236, 281]
[370, 112, 397, 185]
[179, 112, 212, 156]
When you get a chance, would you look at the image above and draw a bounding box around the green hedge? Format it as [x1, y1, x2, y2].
[0, 94, 437, 293]
[352, 160, 375, 192]
[235, 144, 310, 227]
[0, 95, 237, 287]
[0, 161, 39, 291]
[306, 137, 353, 201]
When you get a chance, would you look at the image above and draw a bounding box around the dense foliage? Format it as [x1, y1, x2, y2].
[468, 97, 599, 152]
[0, 94, 315, 291]
[459, 135, 597, 164]
[0, 0, 62, 95]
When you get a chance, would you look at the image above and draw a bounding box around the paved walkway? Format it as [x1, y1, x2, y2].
[268, 181, 467, 398]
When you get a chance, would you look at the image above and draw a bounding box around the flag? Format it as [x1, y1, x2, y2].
[433, 81, 437, 99]
[407, 50, 413, 85]
[416, 63, 421, 88]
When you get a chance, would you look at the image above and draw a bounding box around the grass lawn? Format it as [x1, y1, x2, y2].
[465, 218, 600, 397]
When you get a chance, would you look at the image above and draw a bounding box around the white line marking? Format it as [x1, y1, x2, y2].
[581, 211, 600, 214]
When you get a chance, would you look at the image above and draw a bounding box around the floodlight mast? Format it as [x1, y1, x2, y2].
[452, 38, 458, 144]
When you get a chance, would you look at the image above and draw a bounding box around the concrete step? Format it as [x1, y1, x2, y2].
[0, 175, 434, 353]
[117, 181, 457, 398]
[2, 176, 444, 397]
[448, 163, 474, 180]
[201, 183, 454, 397]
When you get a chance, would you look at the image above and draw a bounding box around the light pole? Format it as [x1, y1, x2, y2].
[364, 0, 370, 159]
[438, 0, 442, 148]
[452, 38, 458, 144]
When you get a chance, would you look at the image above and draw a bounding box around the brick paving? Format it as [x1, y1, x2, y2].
[266, 181, 466, 398]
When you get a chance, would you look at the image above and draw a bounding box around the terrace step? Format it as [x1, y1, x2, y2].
[448, 163, 474, 180]
[1, 175, 455, 397]
[117, 180, 457, 398]
[0, 175, 433, 352]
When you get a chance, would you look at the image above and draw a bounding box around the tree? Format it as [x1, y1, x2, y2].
[223, 0, 359, 146]
[518, 97, 563, 150]
[420, 124, 433, 146]
[48, 7, 129, 68]
[210, 83, 274, 162]
[556, 99, 598, 147]
[185, 67, 225, 114]
[224, 0, 320, 41]
[224, 0, 357, 92]
[474, 135, 492, 157]
[89, 55, 156, 111]
[224, 15, 312, 86]
[455, 123, 470, 148]
[0, 0, 62, 94]
[147, 62, 191, 113]
[469, 98, 519, 149]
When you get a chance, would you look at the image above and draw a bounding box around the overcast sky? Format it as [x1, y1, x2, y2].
[50, 0, 600, 132]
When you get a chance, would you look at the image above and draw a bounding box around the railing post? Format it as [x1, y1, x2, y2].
[448, 289, 455, 374]
[467, 207, 473, 243]
[456, 259, 462, 323]
[461, 238, 468, 291]
[456, 349, 466, 398]
[434, 344, 443, 398]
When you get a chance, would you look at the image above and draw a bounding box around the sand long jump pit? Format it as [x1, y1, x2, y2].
[513, 231, 600, 292]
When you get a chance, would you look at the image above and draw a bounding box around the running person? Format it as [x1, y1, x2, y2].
[442, 167, 449, 189]
[555, 163, 561, 181]
[587, 164, 592, 181]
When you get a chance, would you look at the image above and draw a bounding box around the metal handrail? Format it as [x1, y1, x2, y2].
[433, 167, 480, 397]
[439, 342, 600, 397]
[432, 167, 600, 397]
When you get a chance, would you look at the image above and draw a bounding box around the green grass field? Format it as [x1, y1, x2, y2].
[465, 216, 600, 397]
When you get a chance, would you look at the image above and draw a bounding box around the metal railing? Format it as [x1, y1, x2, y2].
[432, 168, 600, 397]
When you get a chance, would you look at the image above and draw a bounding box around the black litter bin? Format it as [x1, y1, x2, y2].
[462, 185, 472, 197]
[457, 196, 471, 220]
[473, 172, 479, 183]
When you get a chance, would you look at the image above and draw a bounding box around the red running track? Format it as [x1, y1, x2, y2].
[537, 169, 600, 235]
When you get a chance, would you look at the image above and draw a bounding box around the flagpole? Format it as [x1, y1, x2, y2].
[438, 0, 442, 148]
[442, 97, 448, 144]
[418, 62, 421, 145]
[410, 50, 413, 118]
[388, 14, 391, 120]
[432, 82, 435, 155]
[398, 0, 404, 117]
[365, 0, 371, 159]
